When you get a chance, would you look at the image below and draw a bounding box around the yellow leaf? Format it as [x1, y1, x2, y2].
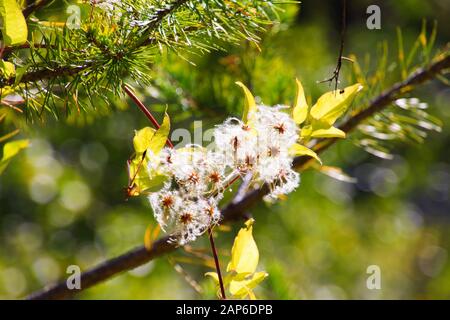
[0, 0, 28, 46]
[300, 124, 313, 139]
[133, 127, 156, 154]
[132, 112, 170, 156]
[205, 219, 268, 299]
[148, 111, 170, 155]
[310, 126, 346, 138]
[229, 271, 268, 299]
[310, 84, 362, 126]
[227, 218, 259, 274]
[289, 143, 322, 164]
[236, 82, 256, 124]
[0, 139, 29, 174]
[128, 156, 167, 195]
[0, 86, 15, 98]
[292, 78, 308, 124]
[144, 224, 160, 250]
[205, 272, 219, 284]
[0, 60, 16, 78]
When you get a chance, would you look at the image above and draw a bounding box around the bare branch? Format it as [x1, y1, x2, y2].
[319, 0, 348, 90]
[25, 52, 450, 300]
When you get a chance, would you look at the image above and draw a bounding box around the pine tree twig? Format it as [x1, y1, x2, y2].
[0, 0, 190, 90]
[3, 64, 93, 87]
[25, 52, 450, 300]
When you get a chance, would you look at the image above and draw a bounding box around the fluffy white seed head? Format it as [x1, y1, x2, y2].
[147, 104, 301, 245]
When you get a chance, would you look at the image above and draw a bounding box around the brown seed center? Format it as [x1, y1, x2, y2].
[180, 213, 193, 224]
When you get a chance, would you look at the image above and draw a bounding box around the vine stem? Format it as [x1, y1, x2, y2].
[208, 228, 227, 299]
[122, 84, 229, 299]
[122, 84, 174, 148]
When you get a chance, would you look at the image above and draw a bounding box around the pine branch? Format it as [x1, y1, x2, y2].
[25, 51, 450, 300]
[2, 0, 189, 89]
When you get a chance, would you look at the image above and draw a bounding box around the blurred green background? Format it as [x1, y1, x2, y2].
[1, 0, 450, 299]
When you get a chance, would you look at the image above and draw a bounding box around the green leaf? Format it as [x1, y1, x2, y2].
[310, 84, 363, 126]
[236, 82, 256, 124]
[289, 143, 322, 164]
[0, 139, 29, 175]
[227, 218, 259, 274]
[292, 78, 308, 124]
[0, 0, 28, 46]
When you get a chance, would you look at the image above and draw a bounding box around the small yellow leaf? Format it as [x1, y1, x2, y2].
[310, 126, 346, 138]
[148, 112, 170, 155]
[144, 224, 160, 250]
[129, 163, 167, 195]
[0, 139, 29, 175]
[300, 124, 313, 139]
[0, 0, 28, 46]
[229, 271, 268, 299]
[133, 127, 156, 154]
[132, 112, 170, 156]
[310, 84, 362, 126]
[205, 272, 219, 284]
[292, 78, 308, 124]
[227, 218, 259, 274]
[289, 143, 322, 164]
[236, 82, 256, 124]
[0, 60, 16, 78]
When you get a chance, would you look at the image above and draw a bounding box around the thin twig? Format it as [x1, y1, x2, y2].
[23, 0, 52, 18]
[208, 228, 226, 299]
[25, 52, 450, 300]
[319, 0, 347, 91]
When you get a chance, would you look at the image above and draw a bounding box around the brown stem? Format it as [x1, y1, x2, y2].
[25, 52, 450, 300]
[23, 0, 51, 18]
[122, 84, 174, 148]
[208, 228, 227, 299]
